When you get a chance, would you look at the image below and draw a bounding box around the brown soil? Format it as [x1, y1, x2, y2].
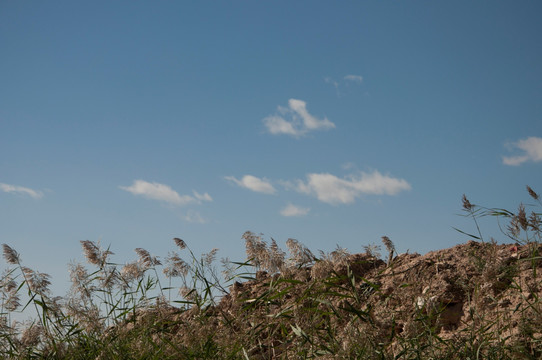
[122, 241, 542, 358]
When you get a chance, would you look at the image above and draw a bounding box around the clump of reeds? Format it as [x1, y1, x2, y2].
[0, 186, 539, 358]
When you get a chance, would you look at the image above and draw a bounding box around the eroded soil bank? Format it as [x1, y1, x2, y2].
[120, 241, 542, 359]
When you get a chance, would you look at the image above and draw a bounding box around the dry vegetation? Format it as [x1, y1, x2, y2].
[0, 186, 541, 359]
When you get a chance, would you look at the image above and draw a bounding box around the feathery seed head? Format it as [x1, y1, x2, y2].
[203, 248, 219, 266]
[2, 244, 20, 265]
[80, 240, 101, 265]
[527, 185, 539, 200]
[382, 236, 395, 251]
[508, 217, 521, 238]
[330, 246, 350, 266]
[163, 252, 189, 278]
[268, 238, 286, 273]
[179, 286, 196, 301]
[382, 236, 396, 265]
[173, 238, 186, 249]
[462, 194, 473, 211]
[20, 323, 44, 348]
[286, 238, 314, 267]
[80, 240, 114, 266]
[529, 211, 540, 232]
[311, 260, 333, 280]
[121, 262, 143, 282]
[244, 231, 267, 268]
[100, 269, 118, 290]
[381, 236, 395, 253]
[21, 267, 51, 295]
[135, 247, 161, 267]
[4, 292, 20, 312]
[69, 263, 92, 298]
[69, 263, 88, 286]
[4, 279, 17, 293]
[364, 243, 381, 259]
[517, 204, 528, 231]
[1, 273, 21, 311]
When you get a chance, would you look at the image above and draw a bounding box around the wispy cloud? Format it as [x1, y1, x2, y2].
[324, 77, 339, 89]
[0, 183, 43, 199]
[324, 75, 363, 97]
[293, 171, 411, 205]
[193, 191, 213, 202]
[344, 74, 363, 83]
[181, 210, 208, 224]
[324, 77, 340, 96]
[225, 175, 276, 194]
[262, 115, 299, 136]
[280, 203, 310, 217]
[263, 99, 335, 137]
[119, 180, 212, 205]
[503, 136, 542, 166]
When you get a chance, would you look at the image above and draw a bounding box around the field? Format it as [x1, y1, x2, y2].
[1, 187, 541, 359]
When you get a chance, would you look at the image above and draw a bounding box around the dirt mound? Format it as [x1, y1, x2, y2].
[121, 240, 542, 358]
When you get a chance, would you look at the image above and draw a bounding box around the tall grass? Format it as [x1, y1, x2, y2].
[0, 185, 540, 359]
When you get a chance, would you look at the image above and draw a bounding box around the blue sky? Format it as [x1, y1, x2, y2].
[1, 1, 541, 295]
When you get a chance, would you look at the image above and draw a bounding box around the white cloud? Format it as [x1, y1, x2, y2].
[263, 99, 335, 137]
[119, 180, 212, 206]
[0, 183, 43, 199]
[344, 74, 363, 83]
[181, 210, 208, 224]
[502, 155, 529, 166]
[193, 191, 213, 202]
[289, 99, 335, 130]
[503, 136, 542, 166]
[280, 203, 310, 217]
[225, 175, 276, 194]
[324, 76, 339, 89]
[294, 171, 411, 205]
[262, 115, 299, 136]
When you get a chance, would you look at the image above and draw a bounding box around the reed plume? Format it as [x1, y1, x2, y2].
[163, 252, 189, 278]
[135, 248, 161, 268]
[527, 185, 539, 201]
[381, 236, 396, 265]
[173, 238, 187, 250]
[2, 244, 20, 265]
